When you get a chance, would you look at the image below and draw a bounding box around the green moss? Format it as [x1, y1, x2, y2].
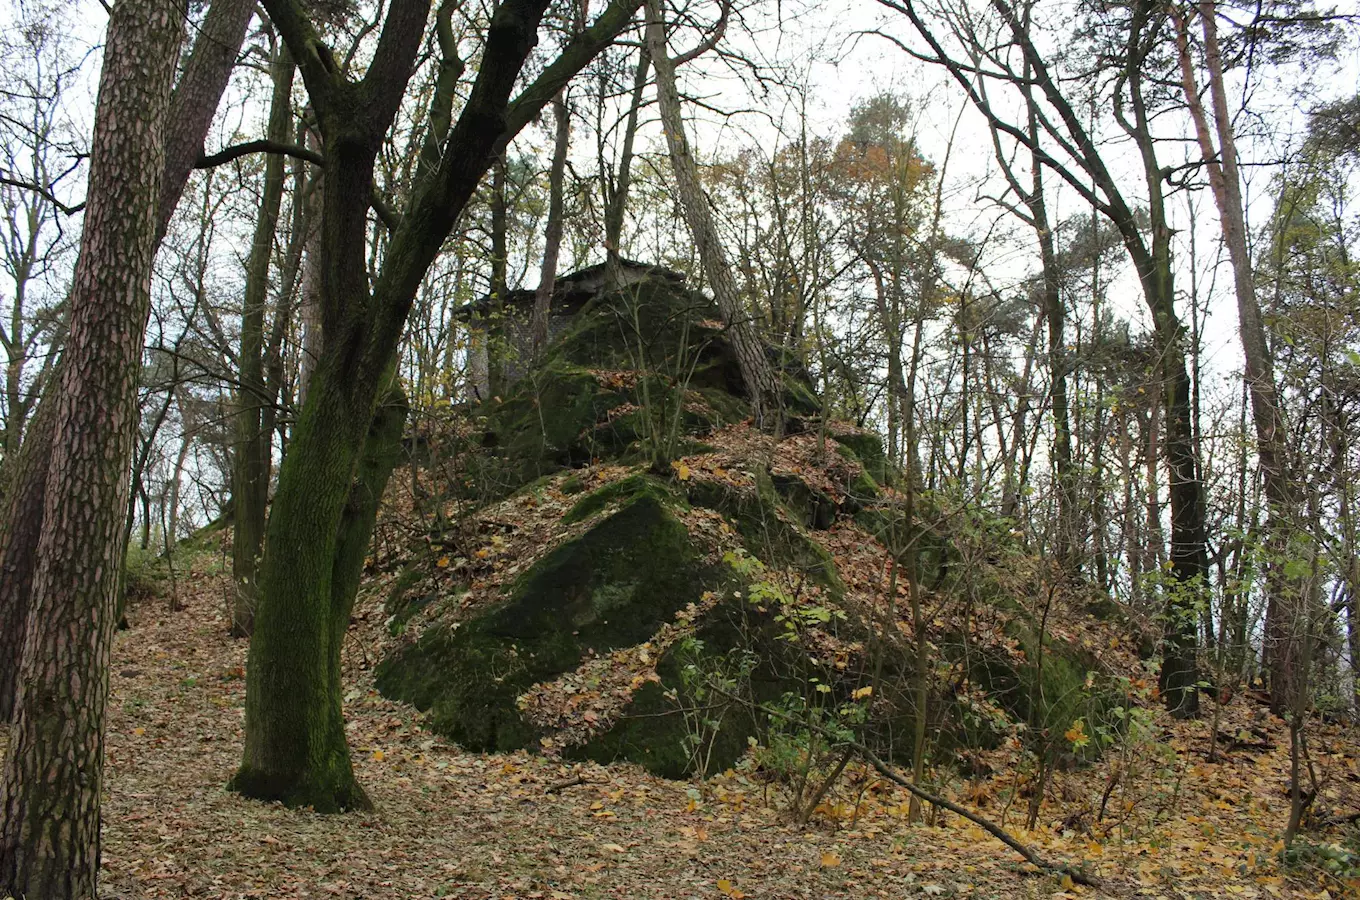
[832, 432, 890, 485]
[384, 563, 429, 629]
[769, 473, 837, 530]
[563, 473, 680, 525]
[575, 595, 806, 778]
[376, 490, 720, 753]
[687, 473, 842, 593]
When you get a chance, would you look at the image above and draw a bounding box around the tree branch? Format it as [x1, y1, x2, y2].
[0, 174, 84, 216]
[195, 140, 324, 169]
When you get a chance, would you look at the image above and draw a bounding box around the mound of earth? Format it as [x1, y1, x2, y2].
[374, 270, 1140, 778]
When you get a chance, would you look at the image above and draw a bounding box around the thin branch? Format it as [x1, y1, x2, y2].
[0, 173, 84, 215]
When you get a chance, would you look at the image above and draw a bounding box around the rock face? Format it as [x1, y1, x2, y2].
[376, 269, 1128, 778]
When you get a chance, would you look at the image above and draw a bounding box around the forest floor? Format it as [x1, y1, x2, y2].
[3, 537, 1357, 900]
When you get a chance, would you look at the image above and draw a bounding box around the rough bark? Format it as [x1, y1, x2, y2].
[0, 0, 253, 723]
[232, 45, 295, 638]
[0, 397, 54, 722]
[0, 2, 182, 896]
[644, 0, 778, 426]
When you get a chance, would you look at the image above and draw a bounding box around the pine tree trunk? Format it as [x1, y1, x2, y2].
[0, 0, 252, 722]
[0, 2, 182, 896]
[0, 396, 55, 722]
[644, 0, 778, 426]
[232, 45, 294, 638]
[1174, 2, 1298, 713]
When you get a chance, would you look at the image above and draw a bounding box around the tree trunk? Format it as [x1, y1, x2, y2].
[230, 368, 406, 811]
[1174, 2, 1298, 714]
[0, 397, 55, 723]
[531, 92, 571, 356]
[604, 45, 650, 269]
[233, 0, 641, 811]
[0, 0, 253, 723]
[232, 45, 295, 638]
[644, 0, 778, 426]
[0, 2, 182, 896]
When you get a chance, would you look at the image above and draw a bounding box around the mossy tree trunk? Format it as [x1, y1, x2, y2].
[0, 1, 182, 895]
[234, 0, 644, 811]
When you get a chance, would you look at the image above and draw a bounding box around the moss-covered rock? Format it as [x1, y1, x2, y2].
[573, 595, 812, 778]
[376, 486, 719, 752]
[687, 473, 842, 593]
[832, 431, 890, 486]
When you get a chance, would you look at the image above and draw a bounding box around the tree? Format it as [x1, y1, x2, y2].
[233, 0, 645, 811]
[881, 0, 1208, 715]
[644, 0, 779, 426]
[0, 1, 184, 896]
[1171, 0, 1306, 715]
[232, 40, 295, 638]
[0, 0, 255, 722]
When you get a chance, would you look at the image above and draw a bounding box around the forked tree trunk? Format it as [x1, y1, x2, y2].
[233, 0, 642, 812]
[0, 2, 182, 896]
[232, 44, 295, 638]
[644, 0, 778, 426]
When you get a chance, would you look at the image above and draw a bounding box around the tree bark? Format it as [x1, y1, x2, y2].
[232, 44, 295, 638]
[531, 92, 571, 356]
[643, 0, 778, 426]
[235, 0, 643, 811]
[0, 2, 182, 897]
[0, 0, 252, 722]
[1174, 2, 1297, 714]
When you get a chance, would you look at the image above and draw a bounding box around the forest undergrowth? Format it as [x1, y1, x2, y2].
[0, 514, 1353, 900]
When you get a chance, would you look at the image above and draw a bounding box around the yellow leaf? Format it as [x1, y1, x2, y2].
[436, 556, 450, 568]
[716, 879, 745, 899]
[133, 727, 145, 737]
[475, 548, 489, 559]
[1060, 873, 1075, 890]
[852, 686, 873, 700]
[820, 851, 841, 868]
[372, 749, 385, 761]
[675, 462, 691, 481]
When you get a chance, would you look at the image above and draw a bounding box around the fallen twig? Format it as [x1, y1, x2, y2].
[718, 687, 1102, 887]
[544, 774, 588, 793]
